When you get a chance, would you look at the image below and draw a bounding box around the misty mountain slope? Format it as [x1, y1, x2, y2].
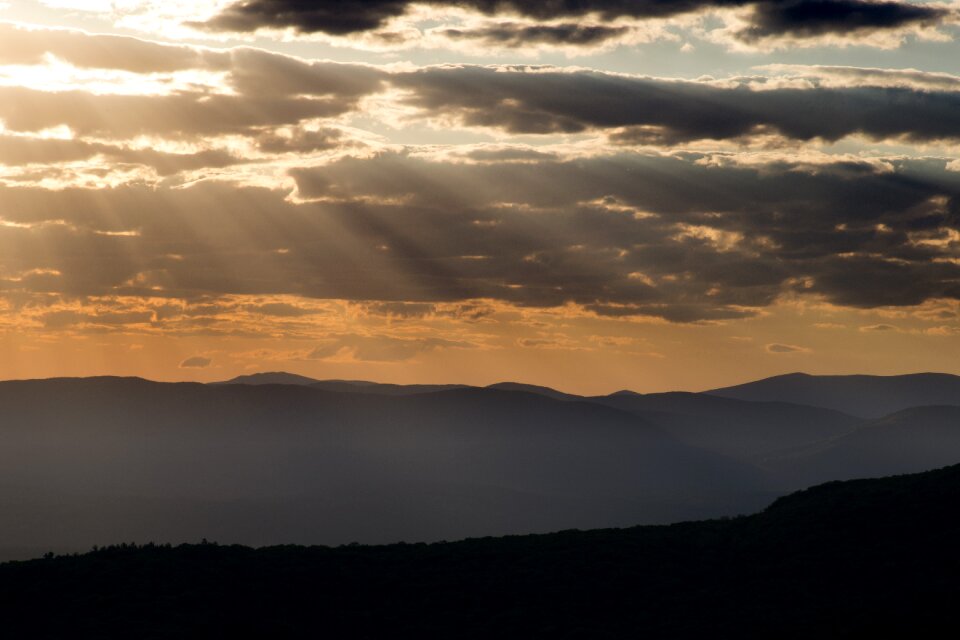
[706, 372, 960, 418]
[0, 378, 772, 557]
[6, 464, 960, 639]
[591, 391, 861, 459]
[761, 405, 960, 486]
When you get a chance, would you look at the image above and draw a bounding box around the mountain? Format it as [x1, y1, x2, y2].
[5, 463, 960, 638]
[593, 391, 860, 460]
[311, 380, 470, 395]
[221, 374, 578, 399]
[706, 372, 960, 418]
[220, 373, 475, 395]
[485, 381, 578, 401]
[217, 371, 320, 386]
[763, 405, 960, 485]
[0, 377, 770, 559]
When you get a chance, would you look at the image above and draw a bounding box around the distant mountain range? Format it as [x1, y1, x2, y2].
[705, 372, 960, 418]
[6, 461, 960, 638]
[0, 371, 957, 558]
[220, 370, 960, 418]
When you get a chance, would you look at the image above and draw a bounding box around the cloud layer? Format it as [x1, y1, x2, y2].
[203, 0, 951, 48]
[2, 151, 958, 323]
[0, 22, 957, 334]
[396, 66, 960, 143]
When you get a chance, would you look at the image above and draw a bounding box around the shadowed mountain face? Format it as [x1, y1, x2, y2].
[222, 375, 867, 461]
[593, 392, 860, 460]
[5, 463, 960, 639]
[762, 405, 960, 485]
[706, 372, 960, 418]
[0, 378, 771, 559]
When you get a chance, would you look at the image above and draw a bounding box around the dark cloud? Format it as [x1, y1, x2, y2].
[255, 128, 346, 154]
[362, 302, 438, 318]
[201, 0, 413, 35]
[441, 23, 631, 48]
[242, 302, 319, 317]
[860, 323, 899, 331]
[2, 152, 959, 322]
[395, 66, 960, 143]
[453, 147, 559, 163]
[0, 135, 248, 177]
[201, 0, 949, 44]
[742, 0, 947, 41]
[179, 356, 214, 368]
[39, 310, 154, 329]
[766, 343, 809, 353]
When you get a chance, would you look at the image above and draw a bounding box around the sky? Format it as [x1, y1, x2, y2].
[0, 0, 958, 393]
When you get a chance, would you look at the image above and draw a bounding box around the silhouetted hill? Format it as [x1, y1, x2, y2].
[486, 381, 578, 400]
[593, 391, 860, 459]
[706, 372, 960, 418]
[4, 463, 960, 639]
[0, 378, 770, 559]
[310, 380, 470, 395]
[764, 405, 960, 485]
[218, 371, 320, 385]
[221, 374, 565, 397]
[218, 373, 467, 394]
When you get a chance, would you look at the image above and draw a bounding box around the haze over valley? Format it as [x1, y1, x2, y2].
[1, 371, 957, 559]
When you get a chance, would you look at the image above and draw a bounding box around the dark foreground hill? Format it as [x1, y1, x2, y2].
[707, 372, 960, 418]
[4, 463, 960, 639]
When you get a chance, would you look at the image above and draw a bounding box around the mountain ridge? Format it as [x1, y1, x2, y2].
[706, 371, 960, 418]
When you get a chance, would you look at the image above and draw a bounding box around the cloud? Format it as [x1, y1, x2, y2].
[0, 135, 246, 175]
[361, 302, 437, 319]
[0, 25, 384, 145]
[439, 23, 633, 48]
[2, 151, 959, 323]
[200, 0, 951, 48]
[38, 309, 154, 329]
[0, 22, 222, 73]
[179, 356, 213, 368]
[757, 65, 960, 91]
[201, 0, 415, 35]
[859, 323, 900, 332]
[305, 334, 473, 362]
[766, 342, 810, 353]
[394, 66, 960, 143]
[4, 25, 960, 163]
[255, 127, 347, 154]
[0, 81, 375, 140]
[242, 302, 319, 317]
[740, 0, 947, 43]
